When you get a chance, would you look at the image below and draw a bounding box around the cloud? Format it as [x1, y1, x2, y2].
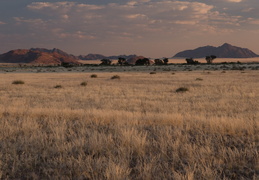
[247, 18, 259, 25]
[2, 0, 256, 57]
[0, 21, 6, 25]
[23, 1, 250, 44]
[227, 0, 242, 2]
[125, 14, 147, 19]
[14, 17, 45, 24]
[28, 2, 103, 11]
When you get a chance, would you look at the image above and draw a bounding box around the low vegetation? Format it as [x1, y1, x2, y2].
[111, 75, 120, 79]
[0, 71, 258, 179]
[80, 81, 87, 86]
[90, 74, 97, 78]
[12, 80, 25, 84]
[195, 78, 203, 81]
[175, 87, 189, 93]
[54, 85, 62, 88]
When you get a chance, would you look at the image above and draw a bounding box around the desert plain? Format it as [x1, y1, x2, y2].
[0, 61, 258, 179]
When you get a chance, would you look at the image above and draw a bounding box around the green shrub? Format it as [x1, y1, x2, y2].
[176, 87, 189, 93]
[150, 72, 156, 74]
[12, 80, 25, 85]
[111, 75, 120, 79]
[90, 74, 97, 78]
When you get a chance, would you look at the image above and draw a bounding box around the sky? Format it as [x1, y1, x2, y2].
[0, 0, 259, 58]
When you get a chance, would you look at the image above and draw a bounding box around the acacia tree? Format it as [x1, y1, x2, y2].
[205, 55, 217, 64]
[163, 58, 169, 65]
[100, 59, 112, 65]
[135, 58, 150, 65]
[185, 58, 199, 64]
[117, 57, 128, 65]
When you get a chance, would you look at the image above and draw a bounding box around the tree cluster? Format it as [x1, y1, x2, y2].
[99, 55, 217, 66]
[186, 55, 217, 64]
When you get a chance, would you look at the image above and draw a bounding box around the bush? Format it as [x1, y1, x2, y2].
[54, 85, 62, 89]
[176, 87, 189, 93]
[12, 80, 25, 85]
[80, 81, 87, 86]
[111, 75, 120, 79]
[150, 72, 156, 74]
[196, 78, 203, 81]
[90, 74, 97, 78]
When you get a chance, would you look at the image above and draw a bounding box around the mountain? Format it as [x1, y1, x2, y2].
[108, 54, 137, 60]
[173, 43, 259, 58]
[78, 54, 106, 60]
[0, 49, 80, 64]
[78, 54, 138, 60]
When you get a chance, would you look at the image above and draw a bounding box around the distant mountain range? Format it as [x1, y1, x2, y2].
[0, 48, 139, 64]
[0, 43, 258, 64]
[173, 43, 259, 58]
[78, 54, 137, 60]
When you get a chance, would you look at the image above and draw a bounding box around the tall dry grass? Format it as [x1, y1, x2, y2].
[0, 71, 258, 179]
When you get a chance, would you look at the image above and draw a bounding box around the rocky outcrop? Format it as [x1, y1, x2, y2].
[78, 54, 106, 60]
[173, 43, 259, 58]
[0, 49, 80, 64]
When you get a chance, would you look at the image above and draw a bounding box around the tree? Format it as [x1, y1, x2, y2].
[117, 57, 129, 65]
[154, 59, 164, 65]
[163, 58, 169, 65]
[61, 62, 74, 68]
[205, 55, 217, 64]
[135, 58, 150, 65]
[100, 59, 112, 65]
[185, 58, 199, 64]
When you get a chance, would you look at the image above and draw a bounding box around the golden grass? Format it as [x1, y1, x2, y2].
[0, 71, 258, 179]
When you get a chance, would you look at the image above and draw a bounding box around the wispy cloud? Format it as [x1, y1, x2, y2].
[227, 0, 242, 2]
[0, 0, 259, 57]
[25, 1, 241, 38]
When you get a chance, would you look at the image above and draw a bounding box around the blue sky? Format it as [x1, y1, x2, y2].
[0, 0, 259, 57]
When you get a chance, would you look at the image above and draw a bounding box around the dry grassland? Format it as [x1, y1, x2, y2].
[0, 70, 258, 179]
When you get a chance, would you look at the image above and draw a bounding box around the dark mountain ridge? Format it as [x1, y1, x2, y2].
[173, 43, 259, 58]
[78, 54, 138, 60]
[0, 48, 140, 64]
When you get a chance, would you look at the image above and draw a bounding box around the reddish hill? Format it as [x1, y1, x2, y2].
[0, 49, 80, 64]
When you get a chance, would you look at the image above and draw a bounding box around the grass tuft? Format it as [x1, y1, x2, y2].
[80, 81, 87, 86]
[54, 85, 62, 89]
[12, 80, 25, 84]
[90, 74, 97, 78]
[196, 78, 203, 81]
[176, 87, 189, 93]
[111, 75, 120, 79]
